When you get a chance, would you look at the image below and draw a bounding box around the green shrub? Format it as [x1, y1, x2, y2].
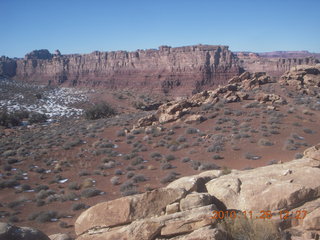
[85, 102, 116, 120]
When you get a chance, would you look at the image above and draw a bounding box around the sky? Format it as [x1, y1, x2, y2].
[1, 0, 320, 58]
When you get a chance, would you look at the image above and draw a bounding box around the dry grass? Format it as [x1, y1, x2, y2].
[219, 215, 282, 240]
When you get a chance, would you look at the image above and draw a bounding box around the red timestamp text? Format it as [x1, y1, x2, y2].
[211, 210, 308, 220]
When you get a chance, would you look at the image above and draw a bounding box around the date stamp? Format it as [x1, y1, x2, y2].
[211, 210, 308, 220]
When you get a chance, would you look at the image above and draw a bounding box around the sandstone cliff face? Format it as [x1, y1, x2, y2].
[12, 45, 240, 95]
[236, 52, 319, 77]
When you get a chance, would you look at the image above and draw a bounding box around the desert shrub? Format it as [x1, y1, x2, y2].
[29, 112, 47, 124]
[267, 159, 278, 165]
[303, 128, 314, 134]
[131, 157, 144, 166]
[68, 182, 80, 190]
[116, 129, 126, 137]
[161, 163, 174, 170]
[28, 210, 58, 223]
[160, 172, 179, 184]
[212, 155, 224, 160]
[72, 203, 87, 211]
[8, 216, 19, 223]
[258, 138, 274, 146]
[126, 171, 135, 179]
[199, 162, 220, 170]
[176, 135, 187, 143]
[207, 143, 224, 153]
[34, 184, 49, 192]
[191, 160, 201, 170]
[165, 154, 176, 161]
[294, 153, 304, 159]
[181, 157, 191, 163]
[185, 127, 198, 134]
[221, 166, 232, 175]
[0, 110, 21, 127]
[114, 169, 123, 175]
[243, 102, 260, 108]
[78, 170, 91, 176]
[36, 189, 56, 200]
[110, 176, 120, 185]
[84, 102, 116, 120]
[245, 153, 261, 160]
[220, 215, 282, 240]
[81, 188, 102, 198]
[132, 174, 147, 183]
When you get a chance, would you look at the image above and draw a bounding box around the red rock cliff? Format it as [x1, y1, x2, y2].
[11, 45, 240, 95]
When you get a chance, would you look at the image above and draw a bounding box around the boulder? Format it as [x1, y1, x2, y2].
[0, 222, 50, 240]
[206, 157, 320, 211]
[75, 188, 186, 235]
[49, 234, 72, 240]
[303, 208, 320, 230]
[180, 193, 213, 211]
[184, 114, 207, 124]
[171, 226, 230, 240]
[304, 144, 320, 161]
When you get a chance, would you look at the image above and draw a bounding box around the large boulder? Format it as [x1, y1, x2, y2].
[206, 156, 320, 211]
[0, 222, 50, 240]
[75, 188, 186, 235]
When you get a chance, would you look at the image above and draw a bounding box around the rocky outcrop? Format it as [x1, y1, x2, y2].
[280, 64, 320, 96]
[0, 222, 50, 240]
[74, 144, 320, 239]
[236, 52, 319, 77]
[3, 45, 240, 95]
[135, 71, 276, 127]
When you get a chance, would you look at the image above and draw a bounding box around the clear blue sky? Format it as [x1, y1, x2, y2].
[1, 0, 320, 58]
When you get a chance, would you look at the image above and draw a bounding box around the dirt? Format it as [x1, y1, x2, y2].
[0, 79, 319, 237]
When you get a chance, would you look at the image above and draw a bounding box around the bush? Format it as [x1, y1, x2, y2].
[185, 127, 198, 134]
[28, 210, 58, 223]
[29, 112, 47, 124]
[258, 138, 274, 146]
[0, 110, 21, 127]
[85, 102, 116, 120]
[245, 153, 261, 160]
[72, 203, 87, 211]
[220, 215, 282, 240]
[132, 174, 147, 183]
[80, 188, 102, 198]
[160, 172, 179, 184]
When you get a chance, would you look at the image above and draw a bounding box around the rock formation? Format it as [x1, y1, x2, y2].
[1, 46, 319, 95]
[73, 144, 320, 240]
[0, 222, 50, 240]
[135, 71, 278, 127]
[280, 64, 320, 96]
[236, 52, 319, 77]
[1, 45, 241, 95]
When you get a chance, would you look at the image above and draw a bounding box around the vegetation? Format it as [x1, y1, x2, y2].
[84, 102, 116, 120]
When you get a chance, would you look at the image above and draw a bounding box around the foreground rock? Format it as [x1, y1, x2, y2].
[0, 222, 50, 240]
[74, 144, 320, 239]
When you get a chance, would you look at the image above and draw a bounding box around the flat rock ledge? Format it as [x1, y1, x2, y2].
[74, 144, 320, 240]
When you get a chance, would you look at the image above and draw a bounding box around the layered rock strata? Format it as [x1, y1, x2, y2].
[1, 45, 241, 95]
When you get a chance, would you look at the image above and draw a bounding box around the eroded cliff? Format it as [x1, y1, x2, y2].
[236, 52, 319, 77]
[8, 45, 240, 95]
